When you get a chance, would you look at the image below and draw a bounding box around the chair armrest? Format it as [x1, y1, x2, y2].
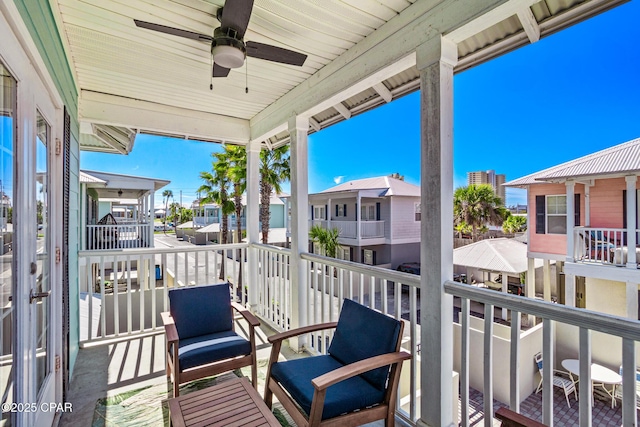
[161, 312, 179, 344]
[231, 302, 260, 327]
[267, 322, 339, 345]
[312, 351, 411, 391]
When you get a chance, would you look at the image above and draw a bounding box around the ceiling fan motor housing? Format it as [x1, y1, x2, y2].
[211, 27, 247, 68]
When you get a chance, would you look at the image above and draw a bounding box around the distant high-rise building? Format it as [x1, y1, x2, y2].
[467, 169, 506, 203]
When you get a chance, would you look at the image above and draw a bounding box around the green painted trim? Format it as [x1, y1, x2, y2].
[13, 0, 79, 137]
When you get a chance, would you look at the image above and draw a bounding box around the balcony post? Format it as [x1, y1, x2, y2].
[289, 115, 309, 351]
[149, 190, 154, 246]
[625, 175, 637, 268]
[526, 258, 536, 325]
[564, 181, 576, 306]
[356, 192, 361, 243]
[246, 139, 261, 311]
[416, 35, 457, 427]
[327, 197, 332, 234]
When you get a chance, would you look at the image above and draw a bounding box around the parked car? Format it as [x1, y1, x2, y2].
[396, 262, 420, 275]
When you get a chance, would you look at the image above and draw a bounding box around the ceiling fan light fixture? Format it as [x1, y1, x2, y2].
[212, 44, 245, 68]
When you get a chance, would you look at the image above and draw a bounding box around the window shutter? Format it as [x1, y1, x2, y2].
[574, 193, 580, 226]
[373, 251, 377, 265]
[376, 202, 381, 221]
[535, 195, 546, 234]
[344, 204, 347, 217]
[335, 204, 338, 217]
[311, 206, 314, 220]
[325, 205, 328, 219]
[62, 107, 71, 398]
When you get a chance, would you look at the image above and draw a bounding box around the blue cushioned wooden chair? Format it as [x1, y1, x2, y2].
[264, 299, 411, 427]
[162, 283, 259, 397]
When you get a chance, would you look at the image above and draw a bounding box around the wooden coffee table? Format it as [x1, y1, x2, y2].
[168, 377, 280, 427]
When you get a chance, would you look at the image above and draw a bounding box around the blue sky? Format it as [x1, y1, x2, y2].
[81, 1, 640, 208]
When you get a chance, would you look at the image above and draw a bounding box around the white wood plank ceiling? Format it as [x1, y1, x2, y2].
[51, 0, 627, 152]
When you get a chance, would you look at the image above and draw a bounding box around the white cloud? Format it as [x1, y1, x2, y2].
[333, 176, 344, 184]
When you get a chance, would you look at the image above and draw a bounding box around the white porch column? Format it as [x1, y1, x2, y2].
[584, 183, 591, 227]
[625, 175, 637, 268]
[356, 192, 362, 242]
[289, 115, 309, 351]
[417, 35, 457, 427]
[149, 191, 155, 246]
[543, 259, 552, 302]
[526, 257, 536, 325]
[501, 271, 508, 321]
[246, 139, 261, 311]
[327, 197, 332, 231]
[566, 181, 575, 262]
[80, 183, 87, 250]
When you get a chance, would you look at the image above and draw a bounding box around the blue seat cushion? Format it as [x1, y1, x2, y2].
[169, 283, 232, 340]
[328, 299, 401, 390]
[271, 355, 385, 420]
[178, 330, 251, 371]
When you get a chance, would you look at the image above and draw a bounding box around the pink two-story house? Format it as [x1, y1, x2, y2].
[505, 138, 640, 319]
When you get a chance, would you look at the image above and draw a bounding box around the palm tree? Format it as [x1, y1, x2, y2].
[162, 189, 173, 234]
[198, 152, 234, 279]
[225, 145, 247, 244]
[260, 146, 290, 244]
[309, 225, 341, 258]
[225, 145, 247, 286]
[453, 184, 507, 242]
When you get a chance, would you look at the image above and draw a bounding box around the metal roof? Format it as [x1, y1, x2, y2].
[79, 171, 106, 184]
[505, 137, 640, 186]
[319, 176, 420, 197]
[453, 238, 542, 273]
[47, 0, 626, 152]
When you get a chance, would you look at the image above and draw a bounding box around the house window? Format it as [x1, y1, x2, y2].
[363, 249, 374, 265]
[546, 195, 567, 234]
[340, 247, 351, 261]
[361, 204, 375, 221]
[313, 206, 325, 220]
[337, 204, 344, 217]
[415, 203, 421, 221]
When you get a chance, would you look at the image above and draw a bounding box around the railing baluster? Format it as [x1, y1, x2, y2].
[409, 285, 417, 421]
[382, 278, 388, 315]
[139, 255, 145, 332]
[579, 327, 592, 427]
[100, 256, 106, 339]
[127, 256, 132, 334]
[461, 298, 470, 427]
[542, 319, 553, 426]
[483, 303, 494, 427]
[162, 253, 168, 313]
[621, 337, 637, 427]
[509, 309, 520, 412]
[114, 258, 120, 336]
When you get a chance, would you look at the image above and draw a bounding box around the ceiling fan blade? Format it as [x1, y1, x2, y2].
[134, 19, 213, 42]
[219, 0, 254, 38]
[246, 41, 307, 66]
[213, 63, 231, 78]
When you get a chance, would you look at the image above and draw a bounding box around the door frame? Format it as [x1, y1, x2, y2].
[0, 3, 64, 425]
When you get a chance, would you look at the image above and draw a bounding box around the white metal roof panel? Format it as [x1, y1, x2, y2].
[505, 137, 640, 186]
[319, 176, 420, 196]
[453, 238, 542, 273]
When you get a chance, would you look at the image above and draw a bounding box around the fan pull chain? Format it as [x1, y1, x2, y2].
[210, 53, 214, 90]
[245, 59, 249, 94]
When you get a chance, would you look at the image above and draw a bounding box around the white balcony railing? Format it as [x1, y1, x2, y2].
[77, 243, 640, 426]
[573, 226, 640, 267]
[78, 243, 248, 343]
[308, 220, 385, 239]
[86, 223, 152, 250]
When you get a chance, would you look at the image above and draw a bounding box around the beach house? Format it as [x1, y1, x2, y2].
[1, 1, 637, 426]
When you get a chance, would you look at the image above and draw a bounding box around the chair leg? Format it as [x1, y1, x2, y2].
[173, 376, 180, 398]
[251, 359, 258, 391]
[564, 388, 571, 408]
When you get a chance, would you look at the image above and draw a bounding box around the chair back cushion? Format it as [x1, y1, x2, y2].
[169, 283, 232, 340]
[328, 299, 402, 390]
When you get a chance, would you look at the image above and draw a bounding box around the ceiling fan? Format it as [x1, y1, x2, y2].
[134, 0, 307, 79]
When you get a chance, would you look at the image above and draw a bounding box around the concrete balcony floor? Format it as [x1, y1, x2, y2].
[59, 323, 629, 427]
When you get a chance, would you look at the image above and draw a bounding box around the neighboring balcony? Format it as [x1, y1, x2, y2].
[572, 226, 640, 268]
[85, 223, 152, 250]
[309, 219, 385, 240]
